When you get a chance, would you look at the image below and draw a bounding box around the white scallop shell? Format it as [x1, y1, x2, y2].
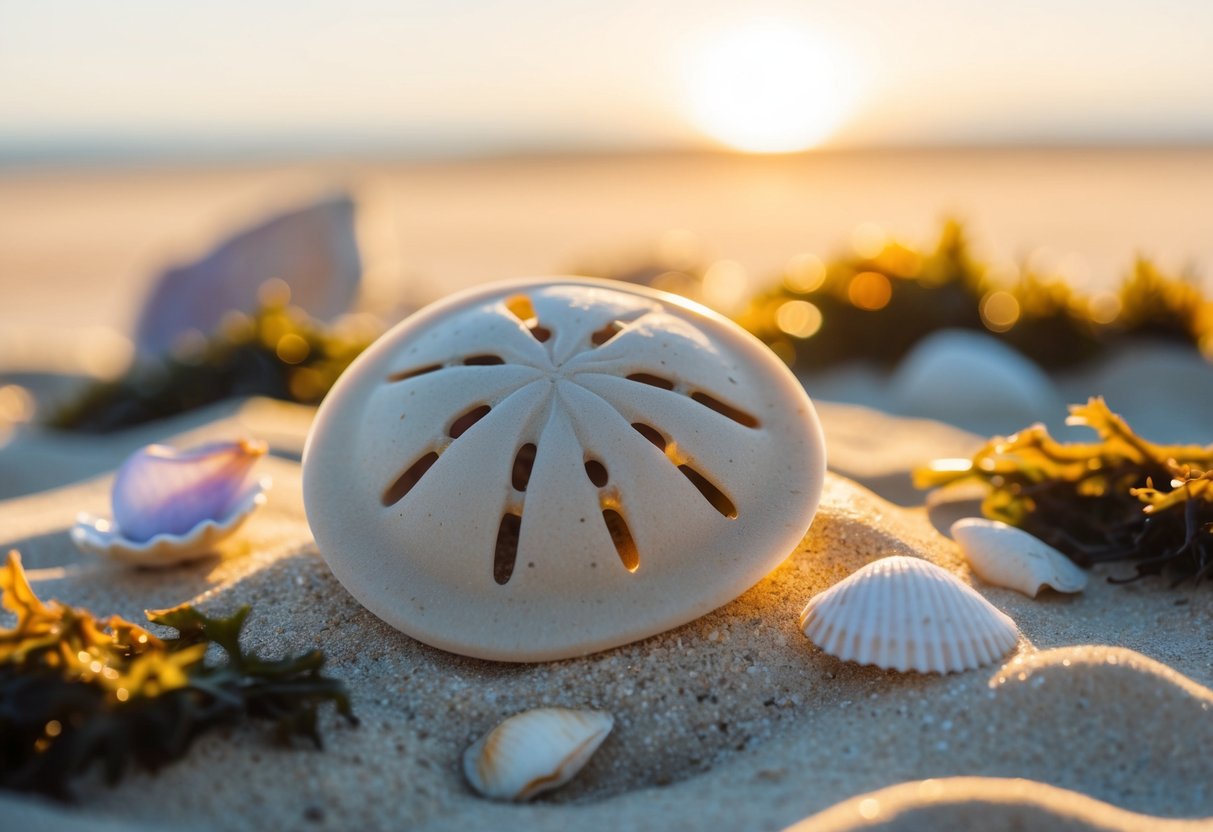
[799, 555, 1019, 674]
[71, 439, 270, 568]
[951, 518, 1087, 597]
[463, 707, 614, 801]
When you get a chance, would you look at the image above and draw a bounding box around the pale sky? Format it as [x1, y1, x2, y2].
[2, 0, 1212, 160]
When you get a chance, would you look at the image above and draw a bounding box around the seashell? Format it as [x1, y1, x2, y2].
[951, 517, 1087, 597]
[890, 329, 1059, 436]
[71, 439, 270, 567]
[799, 555, 1019, 674]
[1082, 343, 1213, 445]
[112, 439, 267, 541]
[134, 193, 361, 355]
[463, 707, 614, 801]
[303, 278, 826, 661]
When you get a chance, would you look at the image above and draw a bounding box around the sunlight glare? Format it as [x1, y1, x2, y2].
[681, 19, 856, 153]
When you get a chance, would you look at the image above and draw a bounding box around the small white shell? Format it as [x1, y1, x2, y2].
[463, 707, 614, 801]
[71, 439, 270, 568]
[799, 555, 1019, 674]
[951, 518, 1087, 597]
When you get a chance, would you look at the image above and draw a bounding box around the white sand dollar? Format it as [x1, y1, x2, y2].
[800, 555, 1019, 674]
[952, 517, 1087, 597]
[304, 277, 826, 661]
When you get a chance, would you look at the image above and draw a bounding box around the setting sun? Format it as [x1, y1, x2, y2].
[680, 19, 857, 154]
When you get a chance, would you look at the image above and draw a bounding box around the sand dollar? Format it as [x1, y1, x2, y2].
[303, 278, 825, 661]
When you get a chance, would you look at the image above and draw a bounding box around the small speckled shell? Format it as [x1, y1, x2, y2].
[799, 555, 1019, 674]
[463, 708, 613, 801]
[303, 278, 826, 661]
[952, 518, 1087, 597]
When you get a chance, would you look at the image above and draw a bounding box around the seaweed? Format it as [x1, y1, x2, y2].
[741, 220, 997, 369]
[47, 300, 381, 433]
[915, 398, 1213, 584]
[737, 220, 1208, 371]
[0, 551, 355, 798]
[587, 219, 1213, 372]
[1114, 257, 1213, 347]
[45, 221, 1213, 433]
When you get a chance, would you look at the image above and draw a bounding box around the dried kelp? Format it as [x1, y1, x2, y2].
[0, 551, 355, 798]
[48, 300, 381, 433]
[915, 398, 1213, 584]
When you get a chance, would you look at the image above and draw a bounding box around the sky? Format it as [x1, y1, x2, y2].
[2, 0, 1213, 161]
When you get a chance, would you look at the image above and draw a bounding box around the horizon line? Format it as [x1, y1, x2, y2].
[4, 134, 1213, 172]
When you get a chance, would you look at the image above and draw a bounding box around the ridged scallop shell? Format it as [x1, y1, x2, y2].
[463, 707, 613, 801]
[71, 439, 270, 567]
[799, 555, 1019, 674]
[951, 518, 1087, 597]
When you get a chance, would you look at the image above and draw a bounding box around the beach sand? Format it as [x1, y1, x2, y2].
[3, 149, 1213, 828]
[1, 398, 1210, 831]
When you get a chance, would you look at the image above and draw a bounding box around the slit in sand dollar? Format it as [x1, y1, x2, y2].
[951, 517, 1087, 597]
[799, 555, 1020, 674]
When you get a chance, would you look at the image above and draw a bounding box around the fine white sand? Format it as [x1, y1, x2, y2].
[1, 399, 1210, 831]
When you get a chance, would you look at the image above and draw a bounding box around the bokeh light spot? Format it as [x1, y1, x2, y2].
[980, 290, 1021, 332]
[847, 271, 892, 310]
[702, 259, 749, 313]
[1088, 292, 1122, 325]
[258, 277, 292, 308]
[0, 385, 35, 425]
[276, 332, 311, 364]
[784, 253, 826, 293]
[851, 222, 887, 259]
[775, 300, 823, 339]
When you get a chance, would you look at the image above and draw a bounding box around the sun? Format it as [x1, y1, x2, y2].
[680, 19, 856, 153]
